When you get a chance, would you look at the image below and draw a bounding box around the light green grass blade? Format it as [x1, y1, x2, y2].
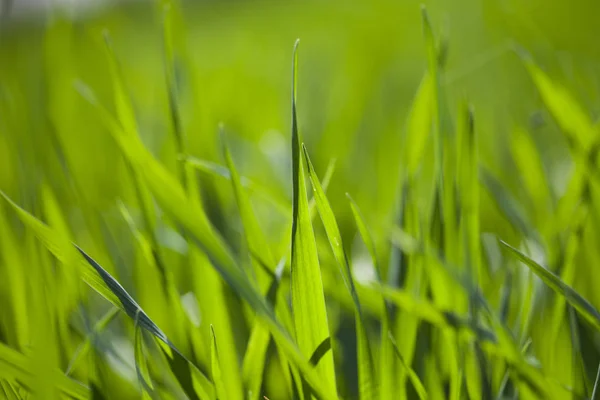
[134, 311, 156, 399]
[210, 326, 228, 400]
[500, 239, 600, 331]
[303, 146, 375, 400]
[592, 362, 600, 400]
[389, 333, 428, 400]
[347, 194, 395, 400]
[289, 39, 337, 397]
[0, 342, 90, 399]
[404, 73, 433, 176]
[221, 133, 292, 399]
[521, 53, 596, 151]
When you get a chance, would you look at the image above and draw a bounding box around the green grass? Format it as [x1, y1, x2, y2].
[1, 0, 600, 399]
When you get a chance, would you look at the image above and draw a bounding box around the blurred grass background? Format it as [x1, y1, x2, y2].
[1, 0, 600, 398]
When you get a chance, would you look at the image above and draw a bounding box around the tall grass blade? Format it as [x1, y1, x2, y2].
[134, 311, 156, 399]
[347, 193, 395, 400]
[289, 39, 337, 397]
[592, 361, 600, 400]
[303, 146, 375, 400]
[389, 333, 428, 400]
[210, 326, 228, 400]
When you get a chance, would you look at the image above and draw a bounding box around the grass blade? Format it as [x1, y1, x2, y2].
[289, 39, 337, 397]
[0, 341, 90, 399]
[303, 146, 375, 400]
[592, 361, 600, 400]
[134, 311, 156, 399]
[389, 333, 428, 400]
[347, 194, 395, 400]
[499, 239, 600, 331]
[210, 326, 228, 400]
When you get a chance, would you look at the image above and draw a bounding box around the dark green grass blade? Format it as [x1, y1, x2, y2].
[591, 361, 600, 400]
[289, 39, 337, 397]
[500, 240, 600, 331]
[303, 146, 375, 400]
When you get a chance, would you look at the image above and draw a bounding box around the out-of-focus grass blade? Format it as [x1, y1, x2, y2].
[480, 168, 534, 238]
[404, 73, 433, 176]
[303, 146, 375, 400]
[289, 39, 337, 397]
[182, 155, 290, 216]
[223, 133, 294, 399]
[0, 341, 90, 399]
[210, 326, 228, 400]
[500, 240, 600, 331]
[389, 333, 428, 400]
[134, 311, 156, 399]
[66, 307, 120, 376]
[347, 193, 395, 400]
[521, 53, 596, 151]
[0, 190, 216, 400]
[591, 362, 600, 400]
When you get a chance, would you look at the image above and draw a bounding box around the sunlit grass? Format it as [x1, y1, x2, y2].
[1, 1, 600, 399]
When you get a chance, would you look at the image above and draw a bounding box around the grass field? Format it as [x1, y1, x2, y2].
[1, 0, 600, 398]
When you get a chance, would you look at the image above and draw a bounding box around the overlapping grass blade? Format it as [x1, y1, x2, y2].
[210, 326, 228, 400]
[389, 333, 427, 400]
[221, 132, 293, 399]
[303, 146, 375, 400]
[347, 194, 395, 400]
[289, 39, 337, 397]
[134, 311, 156, 399]
[499, 240, 600, 331]
[0, 341, 90, 399]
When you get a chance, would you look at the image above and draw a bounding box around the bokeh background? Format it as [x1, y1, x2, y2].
[1, 0, 600, 398]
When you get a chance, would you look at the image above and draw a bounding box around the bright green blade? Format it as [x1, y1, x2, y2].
[347, 194, 395, 400]
[221, 133, 292, 399]
[388, 333, 428, 400]
[134, 311, 156, 399]
[500, 240, 600, 331]
[289, 39, 337, 397]
[303, 146, 375, 400]
[0, 341, 90, 399]
[404, 73, 433, 176]
[210, 326, 228, 400]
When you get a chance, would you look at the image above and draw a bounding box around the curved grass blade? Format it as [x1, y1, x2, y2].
[210, 326, 228, 400]
[0, 342, 90, 399]
[347, 194, 395, 400]
[134, 310, 157, 399]
[388, 333, 428, 400]
[499, 240, 600, 331]
[290, 39, 337, 397]
[303, 146, 375, 400]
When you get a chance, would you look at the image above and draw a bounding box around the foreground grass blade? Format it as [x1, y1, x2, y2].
[304, 146, 375, 400]
[210, 326, 228, 400]
[389, 333, 428, 400]
[592, 361, 600, 400]
[289, 39, 337, 397]
[0, 341, 90, 399]
[347, 194, 395, 400]
[500, 240, 600, 331]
